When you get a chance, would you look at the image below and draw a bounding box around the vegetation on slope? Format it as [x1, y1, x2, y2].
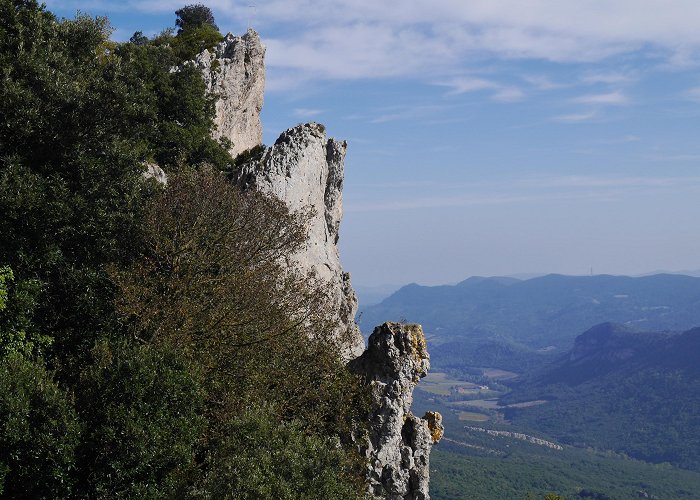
[502, 323, 700, 471]
[411, 385, 700, 499]
[0, 1, 367, 497]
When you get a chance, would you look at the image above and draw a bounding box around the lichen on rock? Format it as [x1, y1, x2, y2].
[423, 411, 444, 443]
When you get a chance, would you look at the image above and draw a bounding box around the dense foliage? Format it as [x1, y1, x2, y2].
[0, 1, 367, 497]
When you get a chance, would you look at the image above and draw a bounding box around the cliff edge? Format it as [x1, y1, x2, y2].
[196, 30, 442, 497]
[233, 123, 364, 358]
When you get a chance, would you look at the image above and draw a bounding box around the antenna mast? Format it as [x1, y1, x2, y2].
[247, 5, 256, 29]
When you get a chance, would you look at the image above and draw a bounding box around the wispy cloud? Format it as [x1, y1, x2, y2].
[522, 74, 567, 90]
[438, 76, 524, 102]
[347, 174, 700, 211]
[579, 71, 636, 85]
[370, 105, 446, 124]
[573, 91, 628, 105]
[493, 87, 525, 102]
[440, 77, 497, 95]
[686, 86, 700, 101]
[598, 134, 641, 144]
[292, 108, 324, 118]
[553, 111, 597, 123]
[522, 175, 700, 189]
[46, 0, 700, 91]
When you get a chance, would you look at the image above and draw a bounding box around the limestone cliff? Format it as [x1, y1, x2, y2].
[192, 29, 265, 158]
[350, 323, 443, 499]
[233, 123, 364, 358]
[195, 30, 442, 497]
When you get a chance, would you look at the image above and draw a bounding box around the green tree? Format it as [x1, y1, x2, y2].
[76, 341, 206, 497]
[0, 265, 48, 358]
[111, 169, 369, 487]
[171, 4, 223, 60]
[0, 0, 233, 376]
[201, 409, 363, 499]
[111, 170, 366, 429]
[175, 4, 219, 32]
[0, 354, 80, 498]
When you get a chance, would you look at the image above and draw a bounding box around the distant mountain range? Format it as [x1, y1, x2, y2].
[358, 274, 700, 367]
[502, 322, 700, 470]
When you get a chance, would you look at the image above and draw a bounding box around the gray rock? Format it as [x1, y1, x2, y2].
[192, 29, 442, 496]
[350, 322, 444, 499]
[233, 123, 364, 359]
[142, 162, 167, 185]
[192, 29, 265, 158]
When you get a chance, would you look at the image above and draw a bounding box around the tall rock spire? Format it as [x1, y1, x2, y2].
[193, 29, 265, 158]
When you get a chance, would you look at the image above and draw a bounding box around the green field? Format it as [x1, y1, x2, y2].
[419, 372, 484, 397]
[458, 411, 489, 422]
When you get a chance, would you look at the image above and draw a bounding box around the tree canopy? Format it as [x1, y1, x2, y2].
[176, 4, 219, 32]
[0, 1, 368, 496]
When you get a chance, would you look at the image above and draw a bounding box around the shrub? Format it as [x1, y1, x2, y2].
[76, 341, 206, 497]
[0, 354, 80, 499]
[201, 409, 363, 499]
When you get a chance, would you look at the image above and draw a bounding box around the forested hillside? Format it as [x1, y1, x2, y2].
[502, 323, 700, 471]
[0, 2, 367, 496]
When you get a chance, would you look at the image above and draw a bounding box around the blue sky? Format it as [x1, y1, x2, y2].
[46, 1, 700, 286]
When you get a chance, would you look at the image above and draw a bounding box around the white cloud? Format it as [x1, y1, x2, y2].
[347, 174, 700, 211]
[553, 111, 597, 123]
[370, 105, 446, 124]
[522, 75, 567, 90]
[46, 0, 700, 88]
[438, 77, 524, 102]
[493, 87, 525, 102]
[292, 108, 323, 118]
[524, 175, 700, 189]
[580, 71, 636, 85]
[573, 91, 629, 105]
[440, 77, 497, 95]
[686, 86, 700, 102]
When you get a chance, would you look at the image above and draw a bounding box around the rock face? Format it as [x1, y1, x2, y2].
[349, 323, 443, 499]
[233, 123, 364, 358]
[194, 30, 441, 495]
[192, 29, 265, 158]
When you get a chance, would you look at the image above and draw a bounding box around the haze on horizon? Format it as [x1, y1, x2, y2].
[46, 0, 700, 286]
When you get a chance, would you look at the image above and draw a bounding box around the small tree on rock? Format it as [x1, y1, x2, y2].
[175, 4, 218, 32]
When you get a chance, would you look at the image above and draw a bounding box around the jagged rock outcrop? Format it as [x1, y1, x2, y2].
[349, 323, 443, 499]
[194, 29, 441, 495]
[192, 29, 265, 158]
[233, 123, 364, 358]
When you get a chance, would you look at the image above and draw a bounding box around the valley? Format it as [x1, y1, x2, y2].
[361, 274, 700, 498]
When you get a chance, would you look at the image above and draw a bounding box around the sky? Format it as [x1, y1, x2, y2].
[45, 1, 700, 287]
